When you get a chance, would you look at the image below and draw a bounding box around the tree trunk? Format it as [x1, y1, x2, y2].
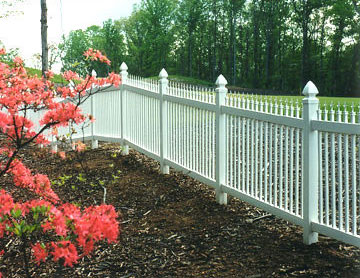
[244, 29, 249, 82]
[331, 18, 345, 95]
[212, 0, 217, 81]
[228, 7, 234, 84]
[231, 5, 237, 85]
[278, 27, 283, 90]
[301, 16, 310, 87]
[265, 1, 274, 89]
[319, 15, 326, 92]
[41, 0, 48, 77]
[349, 43, 360, 97]
[217, 8, 226, 75]
[188, 32, 193, 77]
[232, 17, 236, 86]
[253, 8, 260, 88]
[300, 0, 315, 88]
[238, 23, 243, 84]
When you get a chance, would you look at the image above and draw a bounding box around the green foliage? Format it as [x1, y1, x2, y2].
[59, 20, 126, 77]
[59, 0, 360, 96]
[0, 43, 19, 63]
[76, 173, 86, 183]
[0, 46, 66, 83]
[5, 205, 50, 237]
[125, 0, 360, 96]
[52, 174, 72, 187]
[58, 29, 91, 76]
[119, 0, 177, 76]
[25, 67, 67, 84]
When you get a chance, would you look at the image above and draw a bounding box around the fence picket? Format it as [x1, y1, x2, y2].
[351, 108, 357, 234]
[337, 106, 343, 231]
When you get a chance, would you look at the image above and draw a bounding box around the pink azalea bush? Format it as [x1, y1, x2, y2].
[0, 48, 121, 277]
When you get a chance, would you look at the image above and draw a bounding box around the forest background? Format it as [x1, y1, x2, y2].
[17, 0, 360, 97]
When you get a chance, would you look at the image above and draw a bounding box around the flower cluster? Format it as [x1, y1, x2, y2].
[72, 141, 86, 152]
[62, 70, 81, 81]
[0, 193, 119, 267]
[84, 48, 111, 65]
[0, 48, 121, 276]
[9, 160, 59, 203]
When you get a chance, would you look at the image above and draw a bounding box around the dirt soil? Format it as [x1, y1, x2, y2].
[1, 142, 360, 278]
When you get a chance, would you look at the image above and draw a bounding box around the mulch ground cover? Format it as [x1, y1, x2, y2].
[1, 142, 360, 278]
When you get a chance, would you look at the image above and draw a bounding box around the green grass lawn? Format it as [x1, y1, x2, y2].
[268, 95, 359, 107]
[149, 74, 359, 108]
[148, 75, 214, 87]
[226, 94, 360, 113]
[25, 67, 67, 84]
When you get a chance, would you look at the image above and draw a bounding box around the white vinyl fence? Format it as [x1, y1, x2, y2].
[52, 63, 360, 248]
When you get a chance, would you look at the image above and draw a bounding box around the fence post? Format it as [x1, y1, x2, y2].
[159, 69, 170, 174]
[51, 136, 57, 153]
[91, 70, 98, 149]
[120, 62, 129, 155]
[215, 74, 228, 205]
[302, 81, 319, 245]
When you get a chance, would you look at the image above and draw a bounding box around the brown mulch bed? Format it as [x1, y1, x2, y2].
[1, 142, 360, 278]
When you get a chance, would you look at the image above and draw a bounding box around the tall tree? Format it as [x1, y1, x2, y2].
[120, 0, 177, 76]
[349, 0, 360, 96]
[59, 0, 360, 96]
[59, 29, 91, 76]
[119, 8, 148, 74]
[251, 0, 261, 88]
[40, 0, 48, 77]
[102, 19, 125, 73]
[59, 20, 125, 77]
[227, 0, 245, 85]
[177, 0, 205, 77]
[292, 0, 326, 88]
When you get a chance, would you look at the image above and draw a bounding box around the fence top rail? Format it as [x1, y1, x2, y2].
[222, 105, 305, 129]
[311, 120, 360, 135]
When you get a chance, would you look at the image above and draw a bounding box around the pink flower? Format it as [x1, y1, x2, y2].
[45, 71, 54, 79]
[107, 72, 121, 87]
[58, 151, 66, 160]
[0, 51, 120, 271]
[72, 141, 86, 153]
[32, 243, 48, 265]
[62, 70, 80, 81]
[0, 190, 15, 216]
[83, 48, 111, 65]
[13, 56, 24, 66]
[51, 241, 78, 267]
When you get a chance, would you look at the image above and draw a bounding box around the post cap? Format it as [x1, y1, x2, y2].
[120, 62, 128, 71]
[159, 68, 168, 79]
[216, 74, 228, 86]
[302, 81, 319, 98]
